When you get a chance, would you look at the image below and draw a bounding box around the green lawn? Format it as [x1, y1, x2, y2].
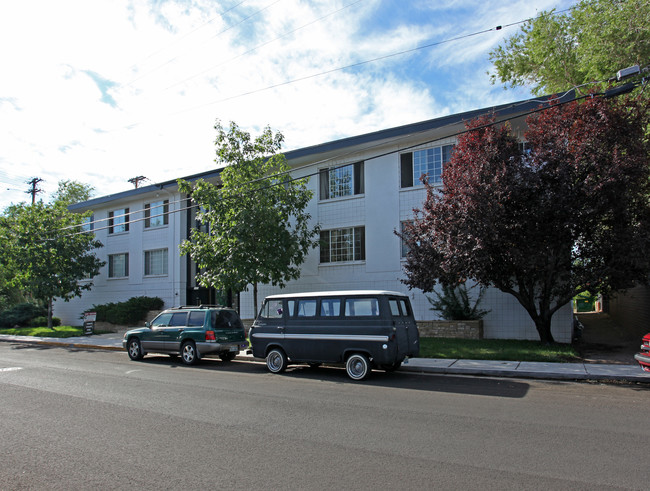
[419, 337, 580, 363]
[0, 326, 85, 338]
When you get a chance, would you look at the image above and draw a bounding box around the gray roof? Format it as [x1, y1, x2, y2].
[70, 91, 573, 211]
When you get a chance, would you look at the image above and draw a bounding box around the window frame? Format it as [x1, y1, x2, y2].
[320, 226, 365, 264]
[400, 144, 454, 188]
[144, 248, 168, 277]
[144, 199, 169, 229]
[108, 208, 129, 234]
[108, 252, 129, 278]
[319, 161, 364, 200]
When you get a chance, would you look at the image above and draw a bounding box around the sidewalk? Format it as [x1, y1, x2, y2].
[1, 331, 649, 384]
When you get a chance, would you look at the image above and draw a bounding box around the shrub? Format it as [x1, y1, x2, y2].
[427, 283, 490, 321]
[0, 303, 47, 328]
[91, 296, 164, 325]
[30, 316, 61, 327]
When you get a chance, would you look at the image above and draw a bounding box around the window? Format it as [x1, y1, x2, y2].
[259, 300, 284, 319]
[319, 162, 364, 200]
[400, 221, 413, 258]
[169, 312, 187, 326]
[108, 253, 129, 278]
[144, 248, 168, 276]
[187, 311, 205, 327]
[108, 208, 129, 234]
[320, 299, 341, 317]
[81, 214, 94, 232]
[145, 200, 169, 228]
[400, 145, 453, 187]
[320, 227, 365, 263]
[296, 299, 317, 317]
[212, 310, 244, 329]
[345, 298, 379, 317]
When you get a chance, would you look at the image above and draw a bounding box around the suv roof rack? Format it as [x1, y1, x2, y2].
[174, 304, 225, 309]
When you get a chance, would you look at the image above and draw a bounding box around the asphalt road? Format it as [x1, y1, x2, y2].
[1, 343, 648, 490]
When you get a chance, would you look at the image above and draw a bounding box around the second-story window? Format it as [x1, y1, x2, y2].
[108, 208, 129, 234]
[400, 144, 454, 187]
[144, 200, 169, 228]
[319, 161, 364, 200]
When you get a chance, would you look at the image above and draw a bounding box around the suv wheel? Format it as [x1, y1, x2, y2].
[346, 353, 370, 381]
[266, 348, 288, 373]
[127, 337, 144, 361]
[181, 341, 199, 365]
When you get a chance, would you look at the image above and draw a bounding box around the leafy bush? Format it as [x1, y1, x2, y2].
[0, 303, 47, 328]
[91, 296, 164, 325]
[30, 316, 61, 327]
[427, 283, 490, 320]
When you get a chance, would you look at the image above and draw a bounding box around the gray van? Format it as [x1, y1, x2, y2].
[248, 290, 419, 380]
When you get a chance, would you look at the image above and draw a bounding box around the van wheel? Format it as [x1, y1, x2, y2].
[346, 353, 370, 380]
[266, 348, 288, 373]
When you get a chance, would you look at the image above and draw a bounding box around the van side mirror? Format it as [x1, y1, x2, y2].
[145, 321, 151, 328]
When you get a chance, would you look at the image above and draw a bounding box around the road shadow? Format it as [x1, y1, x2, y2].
[134, 354, 532, 398]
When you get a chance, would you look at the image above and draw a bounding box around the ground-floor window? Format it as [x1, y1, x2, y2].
[108, 253, 129, 278]
[144, 248, 168, 276]
[320, 226, 365, 263]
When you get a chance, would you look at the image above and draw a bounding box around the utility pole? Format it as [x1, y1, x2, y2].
[128, 176, 148, 188]
[26, 177, 43, 204]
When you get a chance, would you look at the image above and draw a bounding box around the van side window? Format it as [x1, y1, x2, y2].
[345, 298, 379, 317]
[389, 299, 401, 316]
[296, 299, 317, 317]
[321, 299, 341, 317]
[399, 299, 411, 316]
[260, 300, 284, 319]
[287, 300, 295, 316]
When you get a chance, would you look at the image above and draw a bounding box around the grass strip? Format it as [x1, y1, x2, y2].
[419, 337, 580, 363]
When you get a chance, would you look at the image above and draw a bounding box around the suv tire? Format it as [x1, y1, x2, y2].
[181, 340, 199, 365]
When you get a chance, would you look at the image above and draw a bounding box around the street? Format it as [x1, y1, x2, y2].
[1, 342, 648, 490]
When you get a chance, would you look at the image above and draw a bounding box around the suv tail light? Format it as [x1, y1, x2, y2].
[205, 330, 216, 342]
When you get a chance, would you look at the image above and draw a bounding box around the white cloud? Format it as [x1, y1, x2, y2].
[0, 0, 577, 209]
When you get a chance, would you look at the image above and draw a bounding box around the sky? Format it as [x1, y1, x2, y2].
[0, 0, 576, 209]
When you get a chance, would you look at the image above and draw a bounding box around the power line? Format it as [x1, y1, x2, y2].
[57, 64, 646, 238]
[110, 6, 578, 131]
[166, 0, 367, 91]
[126, 0, 284, 87]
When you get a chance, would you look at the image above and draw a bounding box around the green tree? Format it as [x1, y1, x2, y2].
[1, 201, 104, 328]
[489, 0, 650, 95]
[51, 180, 95, 206]
[179, 120, 320, 315]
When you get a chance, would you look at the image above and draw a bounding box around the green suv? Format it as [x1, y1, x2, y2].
[122, 306, 247, 365]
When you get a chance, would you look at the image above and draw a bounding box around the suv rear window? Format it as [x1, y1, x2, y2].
[212, 310, 244, 329]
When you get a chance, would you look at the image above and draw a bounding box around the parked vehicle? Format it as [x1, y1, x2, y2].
[634, 332, 650, 372]
[248, 290, 420, 380]
[123, 306, 247, 365]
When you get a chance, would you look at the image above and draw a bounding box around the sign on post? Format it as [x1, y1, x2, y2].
[83, 312, 96, 335]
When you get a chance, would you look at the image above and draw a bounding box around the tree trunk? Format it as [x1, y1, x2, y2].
[47, 298, 54, 330]
[534, 315, 555, 344]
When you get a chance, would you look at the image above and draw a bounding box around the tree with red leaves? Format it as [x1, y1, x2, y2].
[401, 96, 650, 343]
